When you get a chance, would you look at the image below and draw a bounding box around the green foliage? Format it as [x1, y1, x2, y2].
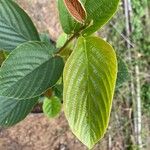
[63, 36, 117, 148]
[43, 96, 62, 118]
[0, 41, 64, 126]
[0, 51, 5, 66]
[56, 33, 68, 48]
[57, 0, 81, 34]
[53, 84, 63, 99]
[0, 0, 127, 149]
[0, 42, 64, 99]
[131, 0, 150, 56]
[0, 96, 38, 127]
[58, 0, 120, 35]
[82, 0, 120, 35]
[141, 83, 150, 115]
[39, 33, 56, 54]
[131, 0, 150, 117]
[0, 0, 40, 51]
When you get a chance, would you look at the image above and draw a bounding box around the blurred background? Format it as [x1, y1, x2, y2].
[0, 0, 149, 149]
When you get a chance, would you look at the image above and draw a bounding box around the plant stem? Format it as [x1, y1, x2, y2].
[56, 25, 87, 54]
[56, 33, 78, 54]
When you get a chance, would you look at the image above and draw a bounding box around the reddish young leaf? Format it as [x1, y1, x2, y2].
[64, 0, 86, 23]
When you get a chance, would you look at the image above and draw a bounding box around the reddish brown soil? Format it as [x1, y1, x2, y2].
[0, 112, 108, 150]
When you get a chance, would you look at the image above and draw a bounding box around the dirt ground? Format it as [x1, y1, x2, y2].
[0, 112, 109, 150]
[0, 1, 108, 150]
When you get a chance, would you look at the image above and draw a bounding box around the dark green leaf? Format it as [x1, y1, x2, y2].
[0, 41, 64, 127]
[53, 84, 63, 99]
[0, 41, 64, 99]
[40, 33, 55, 50]
[0, 96, 38, 127]
[0, 0, 40, 51]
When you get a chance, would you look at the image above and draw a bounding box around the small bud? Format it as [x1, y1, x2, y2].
[64, 0, 87, 23]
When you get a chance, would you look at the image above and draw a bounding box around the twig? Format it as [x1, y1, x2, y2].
[56, 33, 78, 54]
[56, 25, 87, 54]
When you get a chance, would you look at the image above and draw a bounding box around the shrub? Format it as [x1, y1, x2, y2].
[0, 0, 129, 148]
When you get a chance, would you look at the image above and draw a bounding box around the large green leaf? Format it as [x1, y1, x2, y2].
[0, 41, 64, 99]
[58, 0, 119, 35]
[0, 0, 40, 51]
[0, 96, 38, 127]
[63, 36, 117, 148]
[0, 41, 64, 127]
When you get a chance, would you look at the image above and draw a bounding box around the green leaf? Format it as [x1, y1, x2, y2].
[0, 96, 38, 127]
[82, 0, 120, 35]
[56, 33, 68, 48]
[0, 0, 40, 51]
[0, 41, 64, 99]
[58, 0, 119, 35]
[40, 33, 55, 49]
[116, 57, 130, 88]
[56, 33, 73, 61]
[39, 33, 56, 53]
[43, 96, 62, 118]
[57, 0, 82, 34]
[53, 84, 63, 99]
[0, 41, 64, 127]
[63, 36, 117, 149]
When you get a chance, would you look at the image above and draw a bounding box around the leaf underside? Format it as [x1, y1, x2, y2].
[63, 36, 117, 148]
[64, 0, 86, 23]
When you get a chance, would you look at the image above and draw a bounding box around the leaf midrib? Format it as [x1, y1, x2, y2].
[83, 38, 93, 136]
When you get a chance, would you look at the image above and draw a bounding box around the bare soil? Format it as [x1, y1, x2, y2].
[0, 112, 108, 150]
